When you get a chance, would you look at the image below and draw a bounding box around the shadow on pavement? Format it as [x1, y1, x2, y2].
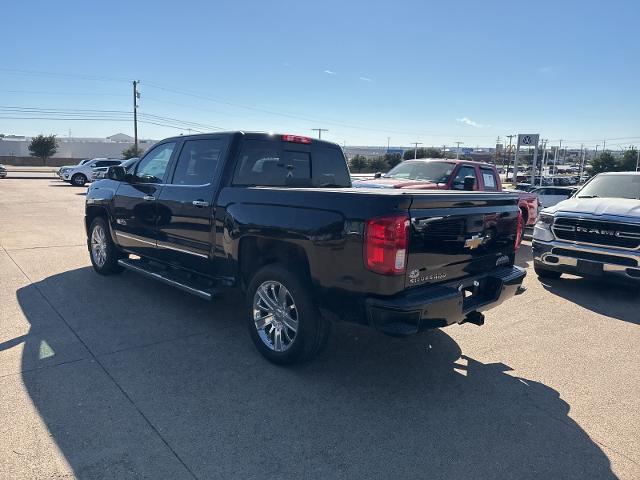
[540, 276, 640, 325]
[15, 267, 616, 479]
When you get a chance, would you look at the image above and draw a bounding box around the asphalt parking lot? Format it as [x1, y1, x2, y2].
[1, 177, 639, 479]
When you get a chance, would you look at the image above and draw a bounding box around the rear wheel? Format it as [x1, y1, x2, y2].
[534, 262, 562, 280]
[89, 217, 124, 275]
[71, 173, 87, 186]
[247, 264, 328, 364]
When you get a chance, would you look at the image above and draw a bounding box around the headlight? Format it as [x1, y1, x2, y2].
[533, 213, 554, 242]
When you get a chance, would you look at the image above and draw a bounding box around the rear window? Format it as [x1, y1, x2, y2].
[481, 168, 498, 191]
[232, 140, 350, 187]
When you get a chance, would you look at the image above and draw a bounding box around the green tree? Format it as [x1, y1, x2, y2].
[384, 152, 402, 168]
[349, 155, 367, 173]
[122, 145, 144, 159]
[369, 156, 388, 172]
[28, 134, 58, 163]
[590, 151, 619, 175]
[619, 148, 639, 171]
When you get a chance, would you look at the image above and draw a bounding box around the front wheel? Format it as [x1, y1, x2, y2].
[88, 217, 124, 275]
[72, 173, 87, 186]
[247, 264, 328, 364]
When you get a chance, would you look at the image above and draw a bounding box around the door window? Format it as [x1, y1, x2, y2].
[452, 166, 477, 190]
[172, 139, 224, 186]
[135, 143, 176, 183]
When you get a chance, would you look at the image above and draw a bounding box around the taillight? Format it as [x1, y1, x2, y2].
[514, 210, 523, 251]
[281, 134, 312, 144]
[365, 214, 409, 275]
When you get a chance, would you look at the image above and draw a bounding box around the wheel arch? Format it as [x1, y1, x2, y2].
[238, 236, 312, 291]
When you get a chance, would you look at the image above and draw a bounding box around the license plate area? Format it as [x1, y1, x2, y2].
[576, 260, 603, 276]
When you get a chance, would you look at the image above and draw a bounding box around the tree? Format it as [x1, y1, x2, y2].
[423, 147, 444, 159]
[349, 155, 367, 173]
[384, 153, 402, 169]
[28, 135, 58, 163]
[590, 152, 618, 175]
[369, 156, 388, 172]
[122, 145, 144, 159]
[619, 148, 639, 171]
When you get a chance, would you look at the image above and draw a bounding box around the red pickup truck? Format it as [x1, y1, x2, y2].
[354, 158, 539, 233]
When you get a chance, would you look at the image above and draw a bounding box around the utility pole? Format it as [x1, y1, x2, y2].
[133, 80, 140, 152]
[602, 139, 606, 153]
[539, 139, 548, 186]
[442, 145, 447, 157]
[411, 142, 422, 159]
[311, 128, 328, 139]
[557, 139, 563, 165]
[386, 137, 391, 151]
[454, 141, 463, 160]
[635, 146, 639, 171]
[578, 143, 586, 181]
[506, 134, 515, 180]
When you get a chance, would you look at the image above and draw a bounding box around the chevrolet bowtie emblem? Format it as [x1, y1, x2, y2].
[464, 235, 484, 250]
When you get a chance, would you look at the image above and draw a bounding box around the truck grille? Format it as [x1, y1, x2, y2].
[553, 217, 640, 249]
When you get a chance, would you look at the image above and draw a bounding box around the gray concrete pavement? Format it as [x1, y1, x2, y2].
[0, 177, 638, 479]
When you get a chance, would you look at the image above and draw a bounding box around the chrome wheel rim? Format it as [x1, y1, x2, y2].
[253, 281, 298, 352]
[74, 175, 85, 185]
[91, 225, 108, 267]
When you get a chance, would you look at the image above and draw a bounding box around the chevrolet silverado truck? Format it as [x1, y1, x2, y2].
[353, 159, 539, 236]
[85, 132, 526, 364]
[533, 172, 640, 284]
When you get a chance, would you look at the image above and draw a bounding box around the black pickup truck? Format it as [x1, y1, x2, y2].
[85, 132, 525, 363]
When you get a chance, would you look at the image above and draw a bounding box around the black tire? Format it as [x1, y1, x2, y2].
[246, 264, 328, 365]
[71, 173, 87, 186]
[88, 217, 124, 275]
[534, 263, 562, 280]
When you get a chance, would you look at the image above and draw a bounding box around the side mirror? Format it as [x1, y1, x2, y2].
[463, 175, 476, 191]
[374, 172, 382, 179]
[107, 166, 127, 181]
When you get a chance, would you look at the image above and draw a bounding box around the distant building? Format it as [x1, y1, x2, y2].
[0, 133, 156, 159]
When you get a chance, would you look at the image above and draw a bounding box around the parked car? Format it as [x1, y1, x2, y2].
[85, 132, 526, 364]
[0, 164, 6, 178]
[533, 171, 640, 284]
[59, 158, 123, 186]
[92, 158, 138, 181]
[530, 186, 577, 208]
[354, 159, 539, 236]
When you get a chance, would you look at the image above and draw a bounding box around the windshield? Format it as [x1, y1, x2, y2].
[385, 161, 453, 182]
[577, 174, 640, 199]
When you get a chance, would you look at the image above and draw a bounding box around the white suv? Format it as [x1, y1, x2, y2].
[58, 158, 123, 186]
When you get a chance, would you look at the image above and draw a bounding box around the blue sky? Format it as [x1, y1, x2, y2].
[1, 0, 638, 148]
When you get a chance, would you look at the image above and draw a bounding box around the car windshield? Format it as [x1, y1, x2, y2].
[384, 161, 453, 182]
[577, 174, 640, 199]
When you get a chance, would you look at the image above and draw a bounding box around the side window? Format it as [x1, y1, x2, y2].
[481, 169, 498, 191]
[135, 143, 176, 184]
[452, 166, 477, 190]
[311, 146, 350, 187]
[172, 139, 224, 186]
[92, 161, 107, 168]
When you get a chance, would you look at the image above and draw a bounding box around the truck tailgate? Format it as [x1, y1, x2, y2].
[406, 193, 520, 288]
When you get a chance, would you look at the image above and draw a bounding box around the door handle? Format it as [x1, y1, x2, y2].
[143, 195, 155, 201]
[192, 200, 210, 208]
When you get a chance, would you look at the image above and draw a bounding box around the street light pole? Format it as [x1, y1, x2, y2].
[506, 134, 515, 180]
